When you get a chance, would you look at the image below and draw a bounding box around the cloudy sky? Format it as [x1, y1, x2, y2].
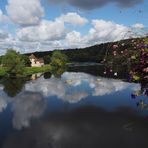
[0, 0, 147, 55]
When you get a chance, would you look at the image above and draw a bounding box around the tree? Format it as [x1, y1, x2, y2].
[21, 55, 31, 67]
[50, 50, 68, 69]
[2, 49, 25, 76]
[43, 54, 51, 64]
[0, 56, 3, 65]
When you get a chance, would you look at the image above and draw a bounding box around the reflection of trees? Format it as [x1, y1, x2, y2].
[67, 65, 128, 79]
[131, 87, 148, 98]
[137, 100, 148, 110]
[44, 72, 52, 79]
[51, 67, 66, 78]
[0, 77, 30, 97]
[131, 82, 148, 111]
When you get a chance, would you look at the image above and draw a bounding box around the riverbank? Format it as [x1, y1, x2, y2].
[0, 65, 51, 77]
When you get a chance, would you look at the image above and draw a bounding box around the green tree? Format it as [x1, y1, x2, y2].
[43, 54, 51, 64]
[50, 50, 68, 69]
[21, 55, 31, 67]
[2, 49, 25, 76]
[0, 56, 4, 65]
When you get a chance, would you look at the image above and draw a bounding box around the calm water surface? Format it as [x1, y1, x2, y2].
[0, 66, 148, 148]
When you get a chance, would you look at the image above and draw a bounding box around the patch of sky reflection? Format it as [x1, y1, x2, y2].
[0, 72, 147, 131]
[24, 72, 147, 115]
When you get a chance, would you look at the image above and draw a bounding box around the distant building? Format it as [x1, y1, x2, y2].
[31, 73, 43, 80]
[29, 54, 44, 67]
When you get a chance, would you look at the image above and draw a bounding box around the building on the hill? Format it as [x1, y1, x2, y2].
[29, 54, 44, 67]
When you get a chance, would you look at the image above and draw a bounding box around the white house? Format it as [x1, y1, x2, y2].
[29, 54, 44, 67]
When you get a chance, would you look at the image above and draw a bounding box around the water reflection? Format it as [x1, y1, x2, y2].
[43, 72, 52, 79]
[0, 70, 148, 148]
[2, 106, 148, 148]
[0, 85, 10, 112]
[31, 73, 43, 80]
[25, 72, 141, 104]
[51, 67, 66, 78]
[0, 77, 29, 97]
[12, 92, 46, 130]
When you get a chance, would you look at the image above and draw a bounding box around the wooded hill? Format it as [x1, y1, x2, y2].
[25, 36, 147, 64]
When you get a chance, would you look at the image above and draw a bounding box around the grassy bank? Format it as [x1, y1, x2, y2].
[0, 67, 7, 76]
[23, 65, 51, 76]
[0, 65, 51, 77]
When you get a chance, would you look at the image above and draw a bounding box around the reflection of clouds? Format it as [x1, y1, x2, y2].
[92, 80, 140, 96]
[0, 98, 7, 112]
[12, 92, 46, 130]
[3, 107, 148, 148]
[63, 72, 141, 97]
[64, 92, 88, 103]
[25, 76, 89, 103]
[63, 72, 95, 87]
[0, 85, 10, 112]
[25, 77, 66, 98]
[25, 72, 141, 103]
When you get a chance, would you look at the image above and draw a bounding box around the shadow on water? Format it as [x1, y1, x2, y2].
[67, 64, 129, 79]
[0, 69, 60, 97]
[44, 72, 52, 79]
[0, 69, 53, 97]
[0, 77, 30, 97]
[2, 106, 148, 148]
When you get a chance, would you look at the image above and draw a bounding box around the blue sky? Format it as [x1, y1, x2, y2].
[0, 0, 147, 55]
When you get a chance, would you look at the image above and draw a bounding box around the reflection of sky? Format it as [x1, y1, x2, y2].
[24, 72, 148, 115]
[3, 107, 148, 148]
[0, 85, 11, 112]
[0, 90, 46, 130]
[25, 72, 141, 103]
[0, 72, 147, 130]
[12, 92, 47, 130]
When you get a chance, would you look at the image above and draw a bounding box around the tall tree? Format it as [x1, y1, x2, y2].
[21, 55, 31, 67]
[50, 50, 68, 69]
[2, 49, 25, 76]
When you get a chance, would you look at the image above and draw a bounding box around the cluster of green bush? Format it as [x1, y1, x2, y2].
[0, 49, 68, 77]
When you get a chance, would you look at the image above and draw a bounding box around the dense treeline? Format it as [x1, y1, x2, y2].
[24, 37, 147, 64]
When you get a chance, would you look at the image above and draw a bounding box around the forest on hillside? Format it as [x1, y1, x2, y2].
[25, 37, 147, 64]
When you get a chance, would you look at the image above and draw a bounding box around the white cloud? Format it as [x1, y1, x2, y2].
[17, 19, 66, 42]
[61, 19, 130, 48]
[6, 0, 44, 26]
[84, 19, 129, 45]
[64, 31, 84, 48]
[16, 12, 88, 43]
[0, 10, 9, 23]
[0, 10, 144, 55]
[0, 29, 9, 39]
[132, 23, 145, 29]
[57, 12, 88, 26]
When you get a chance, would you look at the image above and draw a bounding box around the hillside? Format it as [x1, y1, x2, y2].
[25, 37, 147, 64]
